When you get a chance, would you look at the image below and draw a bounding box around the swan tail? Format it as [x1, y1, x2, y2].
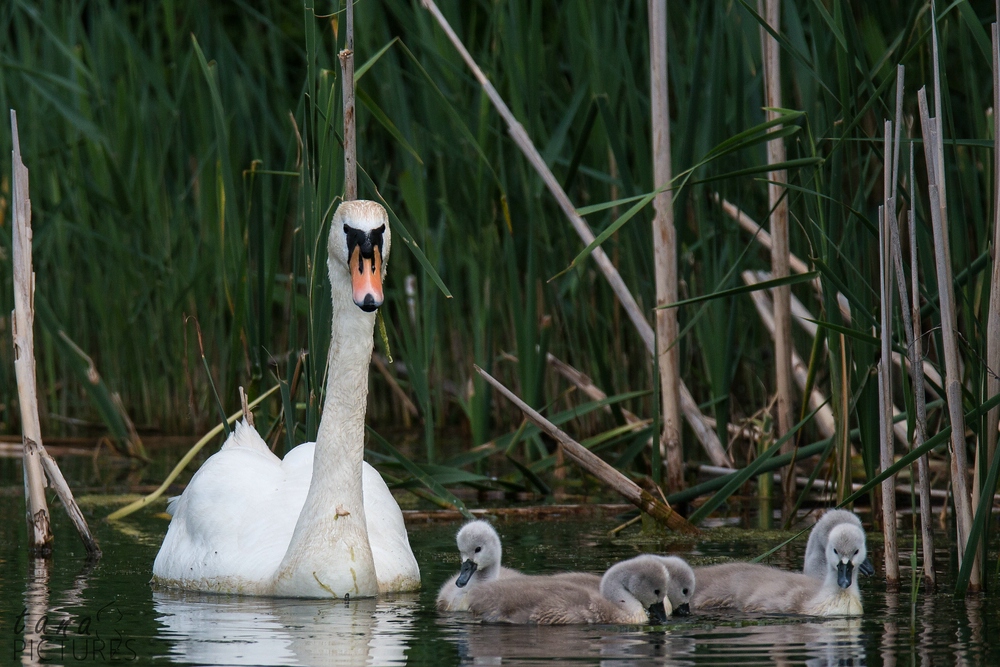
[221, 418, 272, 455]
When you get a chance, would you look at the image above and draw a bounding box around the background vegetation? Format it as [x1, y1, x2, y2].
[2, 0, 1000, 548]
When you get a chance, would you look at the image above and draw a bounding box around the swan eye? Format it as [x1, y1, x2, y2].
[682, 588, 689, 596]
[474, 547, 482, 553]
[833, 549, 839, 556]
[654, 589, 661, 596]
[853, 549, 859, 556]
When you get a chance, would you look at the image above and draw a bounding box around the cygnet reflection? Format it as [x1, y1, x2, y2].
[153, 590, 417, 667]
[692, 616, 865, 667]
[447, 621, 697, 667]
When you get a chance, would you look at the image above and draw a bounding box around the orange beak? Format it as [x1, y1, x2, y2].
[350, 245, 383, 312]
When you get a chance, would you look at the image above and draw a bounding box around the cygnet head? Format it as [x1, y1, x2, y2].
[659, 556, 695, 616]
[600, 555, 670, 624]
[329, 200, 392, 312]
[809, 510, 875, 577]
[825, 523, 867, 589]
[454, 520, 502, 587]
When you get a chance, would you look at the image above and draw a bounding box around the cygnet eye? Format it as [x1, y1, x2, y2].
[654, 589, 661, 596]
[474, 546, 482, 553]
[853, 549, 859, 556]
[833, 549, 839, 556]
[682, 588, 689, 596]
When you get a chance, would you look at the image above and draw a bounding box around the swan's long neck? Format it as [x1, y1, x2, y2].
[272, 267, 380, 598]
[313, 281, 376, 502]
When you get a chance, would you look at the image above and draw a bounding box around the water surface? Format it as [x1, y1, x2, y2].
[1, 490, 998, 666]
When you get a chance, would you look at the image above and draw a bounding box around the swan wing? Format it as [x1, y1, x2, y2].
[152, 436, 313, 593]
[152, 427, 420, 594]
[363, 461, 421, 592]
[221, 418, 277, 457]
[694, 563, 820, 614]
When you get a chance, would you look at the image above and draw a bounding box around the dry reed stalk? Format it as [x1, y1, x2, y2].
[888, 94, 934, 583]
[648, 0, 682, 492]
[967, 13, 1000, 586]
[759, 0, 795, 521]
[880, 92, 900, 584]
[742, 271, 835, 439]
[746, 267, 940, 395]
[11, 110, 51, 555]
[546, 350, 732, 468]
[984, 20, 1000, 558]
[372, 354, 419, 418]
[905, 137, 934, 584]
[106, 385, 279, 521]
[475, 365, 699, 534]
[693, 463, 963, 502]
[699, 415, 764, 443]
[838, 334, 851, 505]
[715, 195, 813, 279]
[917, 83, 978, 589]
[878, 201, 899, 585]
[504, 350, 655, 436]
[11, 110, 100, 558]
[929, 3, 977, 586]
[29, 440, 101, 557]
[546, 352, 643, 426]
[720, 195, 876, 336]
[420, 0, 726, 469]
[238, 386, 254, 427]
[339, 0, 356, 200]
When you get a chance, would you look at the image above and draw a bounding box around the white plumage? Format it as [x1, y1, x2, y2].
[154, 424, 419, 594]
[152, 201, 419, 597]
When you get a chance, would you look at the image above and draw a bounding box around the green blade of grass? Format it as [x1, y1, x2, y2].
[358, 165, 452, 298]
[840, 392, 1000, 508]
[356, 87, 423, 165]
[955, 426, 1000, 595]
[36, 296, 146, 459]
[366, 426, 474, 519]
[506, 454, 551, 495]
[657, 271, 818, 310]
[688, 401, 827, 525]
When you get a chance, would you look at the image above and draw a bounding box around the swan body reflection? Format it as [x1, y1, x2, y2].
[153, 591, 417, 666]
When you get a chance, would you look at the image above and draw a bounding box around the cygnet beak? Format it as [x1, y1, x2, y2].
[672, 602, 691, 617]
[647, 601, 668, 624]
[837, 561, 854, 589]
[859, 556, 874, 577]
[456, 559, 478, 587]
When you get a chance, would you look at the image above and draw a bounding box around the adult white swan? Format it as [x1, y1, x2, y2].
[153, 201, 420, 597]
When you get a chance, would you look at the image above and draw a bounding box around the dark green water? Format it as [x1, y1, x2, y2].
[2, 488, 999, 665]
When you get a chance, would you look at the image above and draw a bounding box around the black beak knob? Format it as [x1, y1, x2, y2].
[359, 294, 378, 312]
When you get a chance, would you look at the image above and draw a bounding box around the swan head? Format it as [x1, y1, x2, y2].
[659, 556, 695, 616]
[600, 555, 671, 624]
[826, 523, 867, 589]
[329, 200, 392, 312]
[454, 520, 502, 588]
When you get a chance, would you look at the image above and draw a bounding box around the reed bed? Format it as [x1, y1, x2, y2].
[3, 1, 1000, 593]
